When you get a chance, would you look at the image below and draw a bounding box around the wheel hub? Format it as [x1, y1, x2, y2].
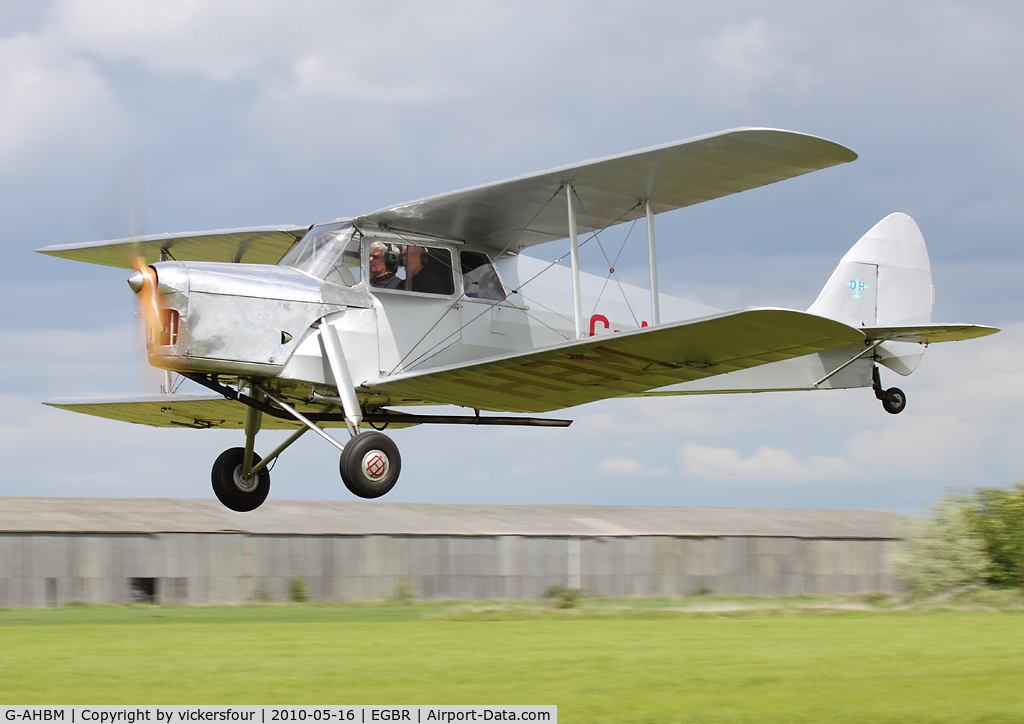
[361, 450, 390, 481]
[232, 465, 260, 493]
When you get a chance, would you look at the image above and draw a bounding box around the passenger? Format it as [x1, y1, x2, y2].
[368, 241, 402, 289]
[401, 245, 453, 294]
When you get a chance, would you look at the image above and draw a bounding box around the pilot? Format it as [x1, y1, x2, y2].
[368, 241, 402, 289]
[402, 245, 452, 294]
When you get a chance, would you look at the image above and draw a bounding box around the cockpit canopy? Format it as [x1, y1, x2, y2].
[279, 222, 508, 301]
[278, 222, 361, 286]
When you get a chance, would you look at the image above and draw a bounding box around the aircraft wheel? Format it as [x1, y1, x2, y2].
[211, 447, 271, 512]
[882, 387, 906, 415]
[339, 431, 401, 499]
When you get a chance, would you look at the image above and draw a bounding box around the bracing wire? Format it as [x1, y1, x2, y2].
[363, 185, 646, 372]
[568, 188, 643, 327]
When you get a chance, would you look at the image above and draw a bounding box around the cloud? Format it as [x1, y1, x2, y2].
[47, 0, 488, 97]
[285, 55, 469, 105]
[0, 322, 138, 397]
[599, 457, 667, 476]
[0, 33, 123, 168]
[600, 457, 642, 475]
[695, 18, 813, 101]
[681, 443, 850, 483]
[676, 323, 1024, 489]
[47, 0, 283, 81]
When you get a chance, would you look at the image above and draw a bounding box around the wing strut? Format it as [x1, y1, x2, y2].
[567, 184, 584, 339]
[646, 201, 660, 326]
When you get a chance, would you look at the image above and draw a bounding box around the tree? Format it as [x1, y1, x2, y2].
[967, 481, 1024, 589]
[891, 493, 990, 595]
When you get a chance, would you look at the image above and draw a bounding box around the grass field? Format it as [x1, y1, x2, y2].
[1, 595, 1022, 723]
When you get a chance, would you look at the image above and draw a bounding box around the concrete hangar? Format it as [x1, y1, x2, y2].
[0, 499, 904, 607]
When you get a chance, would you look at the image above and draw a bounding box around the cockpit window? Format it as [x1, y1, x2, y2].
[368, 240, 456, 296]
[460, 251, 506, 301]
[279, 223, 361, 286]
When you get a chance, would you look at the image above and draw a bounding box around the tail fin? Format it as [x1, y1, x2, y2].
[809, 213, 934, 375]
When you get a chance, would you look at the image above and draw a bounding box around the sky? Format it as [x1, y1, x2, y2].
[1, 0, 1022, 515]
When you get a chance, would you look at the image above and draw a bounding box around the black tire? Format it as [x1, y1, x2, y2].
[211, 447, 271, 512]
[882, 387, 906, 415]
[339, 431, 401, 499]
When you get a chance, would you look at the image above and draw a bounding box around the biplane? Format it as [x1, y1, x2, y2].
[38, 128, 997, 511]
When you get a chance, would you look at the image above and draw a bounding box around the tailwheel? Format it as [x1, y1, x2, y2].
[882, 387, 906, 415]
[339, 431, 401, 499]
[212, 447, 271, 512]
[873, 366, 907, 415]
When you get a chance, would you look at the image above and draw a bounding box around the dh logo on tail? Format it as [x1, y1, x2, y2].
[845, 279, 869, 299]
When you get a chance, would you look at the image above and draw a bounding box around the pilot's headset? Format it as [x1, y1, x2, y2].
[383, 244, 400, 273]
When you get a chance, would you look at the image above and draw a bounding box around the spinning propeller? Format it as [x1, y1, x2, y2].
[127, 258, 175, 393]
[128, 259, 163, 351]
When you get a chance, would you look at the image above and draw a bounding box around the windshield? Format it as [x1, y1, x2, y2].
[279, 223, 361, 286]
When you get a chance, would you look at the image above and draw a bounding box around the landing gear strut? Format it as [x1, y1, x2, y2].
[873, 366, 906, 415]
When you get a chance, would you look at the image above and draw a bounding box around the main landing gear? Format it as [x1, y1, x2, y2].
[206, 317, 404, 512]
[212, 447, 271, 512]
[338, 431, 401, 498]
[208, 385, 404, 512]
[873, 366, 906, 415]
[194, 318, 570, 512]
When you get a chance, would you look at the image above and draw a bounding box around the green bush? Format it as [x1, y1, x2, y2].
[543, 584, 582, 608]
[393, 580, 415, 603]
[289, 577, 310, 603]
[967, 481, 1024, 589]
[543, 584, 566, 599]
[891, 493, 990, 595]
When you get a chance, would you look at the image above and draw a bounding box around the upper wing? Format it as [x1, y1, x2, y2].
[37, 129, 854, 268]
[36, 225, 308, 269]
[862, 324, 1000, 344]
[364, 309, 865, 413]
[358, 128, 856, 253]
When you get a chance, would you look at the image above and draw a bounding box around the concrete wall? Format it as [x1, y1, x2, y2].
[0, 532, 899, 607]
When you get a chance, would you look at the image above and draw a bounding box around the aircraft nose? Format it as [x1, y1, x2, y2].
[127, 270, 145, 293]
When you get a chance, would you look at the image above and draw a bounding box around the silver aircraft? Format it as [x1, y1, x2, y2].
[38, 128, 997, 511]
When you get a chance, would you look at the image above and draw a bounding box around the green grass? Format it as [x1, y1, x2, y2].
[0, 597, 1022, 723]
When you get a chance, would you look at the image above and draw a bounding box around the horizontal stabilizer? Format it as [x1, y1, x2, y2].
[862, 324, 1000, 344]
[361, 128, 856, 252]
[36, 225, 307, 269]
[366, 308, 865, 412]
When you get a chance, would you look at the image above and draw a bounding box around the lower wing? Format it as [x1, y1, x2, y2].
[362, 308, 865, 413]
[43, 393, 310, 429]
